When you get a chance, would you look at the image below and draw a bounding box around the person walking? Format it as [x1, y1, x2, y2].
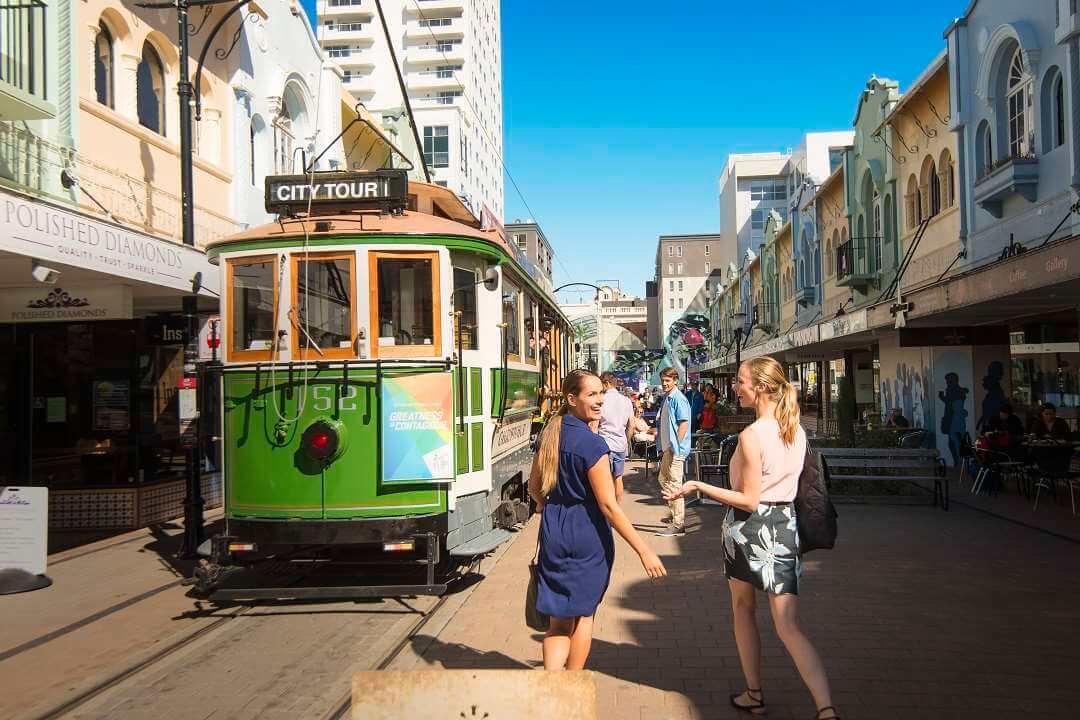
[599, 372, 635, 501]
[527, 369, 667, 671]
[651, 367, 692, 537]
[664, 357, 838, 720]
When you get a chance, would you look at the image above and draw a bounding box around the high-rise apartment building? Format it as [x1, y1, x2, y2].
[317, 0, 504, 220]
[718, 152, 792, 268]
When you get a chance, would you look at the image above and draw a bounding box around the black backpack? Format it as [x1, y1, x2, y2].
[794, 449, 838, 553]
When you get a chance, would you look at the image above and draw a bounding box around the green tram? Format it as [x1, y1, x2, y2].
[193, 170, 571, 598]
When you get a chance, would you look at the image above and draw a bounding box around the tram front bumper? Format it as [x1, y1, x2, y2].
[224, 513, 448, 547]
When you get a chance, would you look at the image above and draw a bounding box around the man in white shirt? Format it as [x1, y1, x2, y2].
[599, 372, 634, 501]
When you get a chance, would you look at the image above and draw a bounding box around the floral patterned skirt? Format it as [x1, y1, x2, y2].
[722, 503, 801, 595]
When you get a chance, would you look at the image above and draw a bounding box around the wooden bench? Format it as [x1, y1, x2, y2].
[817, 447, 948, 510]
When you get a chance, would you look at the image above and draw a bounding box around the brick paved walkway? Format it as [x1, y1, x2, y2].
[390, 459, 1080, 720]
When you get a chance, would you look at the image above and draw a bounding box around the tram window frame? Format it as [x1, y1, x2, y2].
[290, 251, 357, 361]
[226, 254, 279, 362]
[502, 280, 522, 362]
[525, 297, 538, 365]
[452, 266, 478, 351]
[368, 250, 442, 359]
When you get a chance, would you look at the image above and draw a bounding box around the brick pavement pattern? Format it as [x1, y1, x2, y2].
[390, 460, 1080, 719]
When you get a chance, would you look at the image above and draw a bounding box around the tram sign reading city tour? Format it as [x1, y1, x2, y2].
[265, 169, 408, 215]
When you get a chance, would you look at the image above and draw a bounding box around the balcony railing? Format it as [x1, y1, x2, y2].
[835, 236, 881, 287]
[0, 122, 241, 246]
[0, 0, 53, 119]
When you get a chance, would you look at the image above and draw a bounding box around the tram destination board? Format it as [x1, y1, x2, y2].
[265, 169, 408, 215]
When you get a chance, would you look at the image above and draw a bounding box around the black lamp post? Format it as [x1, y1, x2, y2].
[730, 310, 747, 402]
[135, 0, 255, 557]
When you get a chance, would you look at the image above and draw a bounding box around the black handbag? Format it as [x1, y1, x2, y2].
[525, 517, 549, 632]
[794, 449, 838, 553]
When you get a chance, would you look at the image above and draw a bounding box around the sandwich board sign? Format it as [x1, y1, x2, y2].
[0, 487, 52, 593]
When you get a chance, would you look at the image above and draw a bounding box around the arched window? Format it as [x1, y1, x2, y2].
[976, 120, 993, 177]
[905, 175, 919, 229]
[1054, 73, 1066, 149]
[939, 149, 955, 208]
[137, 42, 166, 135]
[1006, 47, 1033, 158]
[922, 158, 940, 218]
[1039, 67, 1066, 153]
[94, 23, 114, 108]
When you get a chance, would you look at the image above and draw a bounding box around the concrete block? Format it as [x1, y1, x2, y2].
[351, 669, 597, 719]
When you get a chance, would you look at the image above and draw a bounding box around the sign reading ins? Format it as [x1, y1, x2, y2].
[265, 170, 408, 214]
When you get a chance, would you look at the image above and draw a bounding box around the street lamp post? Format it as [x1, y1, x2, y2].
[730, 310, 747, 403]
[136, 0, 254, 557]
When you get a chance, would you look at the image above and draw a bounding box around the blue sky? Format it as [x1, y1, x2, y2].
[303, 1, 968, 300]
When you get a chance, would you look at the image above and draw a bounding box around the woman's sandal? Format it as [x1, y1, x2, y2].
[729, 688, 766, 715]
[815, 706, 841, 719]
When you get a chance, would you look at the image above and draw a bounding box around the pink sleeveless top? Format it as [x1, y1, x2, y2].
[730, 417, 807, 503]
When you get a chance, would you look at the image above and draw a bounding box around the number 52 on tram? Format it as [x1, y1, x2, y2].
[194, 171, 571, 597]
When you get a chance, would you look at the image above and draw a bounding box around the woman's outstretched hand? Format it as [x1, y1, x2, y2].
[639, 548, 667, 579]
[662, 480, 697, 501]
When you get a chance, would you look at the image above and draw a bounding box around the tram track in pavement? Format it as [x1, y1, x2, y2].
[31, 603, 256, 720]
[31, 558, 485, 720]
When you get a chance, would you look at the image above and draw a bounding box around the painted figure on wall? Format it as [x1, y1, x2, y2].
[976, 360, 1006, 432]
[939, 372, 969, 466]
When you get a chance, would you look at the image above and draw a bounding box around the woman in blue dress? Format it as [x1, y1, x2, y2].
[527, 369, 667, 671]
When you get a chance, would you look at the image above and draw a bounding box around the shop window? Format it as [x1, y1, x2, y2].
[502, 281, 521, 359]
[370, 252, 440, 357]
[453, 267, 478, 350]
[292, 252, 355, 360]
[228, 256, 278, 361]
[137, 42, 167, 135]
[95, 23, 114, 109]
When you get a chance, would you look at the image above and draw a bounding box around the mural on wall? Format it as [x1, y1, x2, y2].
[932, 348, 975, 467]
[662, 313, 711, 380]
[880, 361, 933, 433]
[611, 349, 667, 389]
[976, 360, 1006, 432]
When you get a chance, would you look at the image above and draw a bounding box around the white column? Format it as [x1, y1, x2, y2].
[116, 53, 141, 123]
[86, 24, 101, 98]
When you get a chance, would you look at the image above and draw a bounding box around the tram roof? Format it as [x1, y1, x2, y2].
[206, 207, 568, 324]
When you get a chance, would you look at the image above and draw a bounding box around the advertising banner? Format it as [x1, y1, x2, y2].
[381, 373, 455, 484]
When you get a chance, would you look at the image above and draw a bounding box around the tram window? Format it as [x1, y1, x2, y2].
[228, 256, 276, 360]
[502, 281, 521, 359]
[525, 300, 537, 363]
[453, 267, 478, 350]
[371, 252, 440, 357]
[293, 253, 355, 359]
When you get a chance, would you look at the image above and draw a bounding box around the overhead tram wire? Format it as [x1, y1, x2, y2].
[409, 0, 561, 267]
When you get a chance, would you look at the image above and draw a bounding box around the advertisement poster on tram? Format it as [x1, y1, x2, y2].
[380, 373, 455, 484]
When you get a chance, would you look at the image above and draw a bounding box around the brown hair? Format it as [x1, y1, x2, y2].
[743, 357, 800, 445]
[659, 367, 679, 382]
[600, 372, 617, 386]
[537, 369, 600, 497]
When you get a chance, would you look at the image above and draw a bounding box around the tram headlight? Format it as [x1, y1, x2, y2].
[301, 418, 347, 463]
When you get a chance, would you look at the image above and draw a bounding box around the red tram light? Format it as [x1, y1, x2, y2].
[301, 419, 345, 463]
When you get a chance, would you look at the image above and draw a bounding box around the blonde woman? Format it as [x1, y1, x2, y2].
[528, 369, 666, 671]
[665, 357, 838, 720]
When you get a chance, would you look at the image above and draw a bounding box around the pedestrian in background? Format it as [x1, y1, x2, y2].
[664, 357, 838, 720]
[599, 372, 634, 501]
[652, 367, 691, 537]
[689, 381, 705, 429]
[528, 370, 667, 671]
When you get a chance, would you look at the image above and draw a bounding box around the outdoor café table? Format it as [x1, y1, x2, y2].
[1021, 439, 1080, 503]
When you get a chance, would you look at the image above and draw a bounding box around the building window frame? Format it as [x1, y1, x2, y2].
[94, 22, 115, 109]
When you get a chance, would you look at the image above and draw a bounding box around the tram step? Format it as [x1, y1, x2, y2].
[448, 528, 513, 557]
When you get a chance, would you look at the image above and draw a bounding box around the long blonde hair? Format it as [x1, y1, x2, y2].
[537, 369, 599, 497]
[744, 356, 800, 445]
